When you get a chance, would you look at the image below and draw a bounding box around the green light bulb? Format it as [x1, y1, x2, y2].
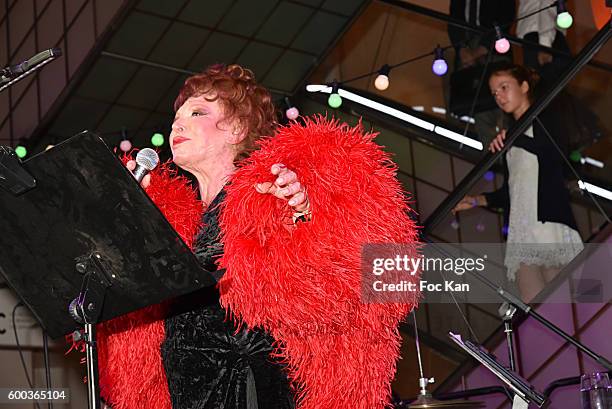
[569, 150, 581, 163]
[328, 93, 342, 108]
[151, 132, 164, 147]
[15, 145, 27, 158]
[556, 12, 573, 29]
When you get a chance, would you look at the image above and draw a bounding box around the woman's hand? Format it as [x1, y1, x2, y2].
[453, 195, 486, 214]
[126, 160, 151, 189]
[255, 163, 309, 213]
[489, 129, 506, 153]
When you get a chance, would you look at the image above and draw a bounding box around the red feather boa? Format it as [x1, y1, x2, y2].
[91, 117, 419, 409]
[96, 162, 202, 409]
[219, 116, 420, 409]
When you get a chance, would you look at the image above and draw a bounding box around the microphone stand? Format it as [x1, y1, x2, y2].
[0, 48, 62, 92]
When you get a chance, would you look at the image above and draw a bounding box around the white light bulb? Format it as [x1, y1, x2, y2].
[374, 74, 389, 91]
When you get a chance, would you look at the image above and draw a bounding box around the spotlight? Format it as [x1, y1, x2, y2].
[556, 0, 573, 28]
[284, 97, 299, 120]
[494, 25, 510, 54]
[432, 46, 448, 76]
[328, 82, 342, 108]
[374, 64, 390, 90]
[151, 132, 164, 147]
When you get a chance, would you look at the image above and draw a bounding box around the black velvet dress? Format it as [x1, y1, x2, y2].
[161, 191, 295, 409]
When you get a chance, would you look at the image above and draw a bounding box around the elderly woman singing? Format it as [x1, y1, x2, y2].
[94, 64, 419, 409]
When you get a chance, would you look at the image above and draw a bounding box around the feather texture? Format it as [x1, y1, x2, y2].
[219, 116, 420, 409]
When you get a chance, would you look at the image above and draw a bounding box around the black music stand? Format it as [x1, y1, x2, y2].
[0, 131, 216, 409]
[449, 332, 546, 408]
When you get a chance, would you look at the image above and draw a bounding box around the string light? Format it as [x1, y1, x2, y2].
[120, 140, 132, 152]
[494, 25, 510, 54]
[119, 127, 132, 152]
[313, 5, 560, 95]
[432, 46, 448, 76]
[556, 0, 573, 29]
[284, 97, 299, 120]
[151, 132, 164, 147]
[328, 82, 342, 108]
[374, 64, 390, 90]
[15, 145, 27, 158]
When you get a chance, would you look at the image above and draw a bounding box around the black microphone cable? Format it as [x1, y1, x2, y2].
[12, 302, 42, 409]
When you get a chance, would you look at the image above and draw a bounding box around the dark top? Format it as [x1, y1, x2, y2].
[448, 0, 516, 49]
[161, 190, 294, 409]
[483, 108, 578, 231]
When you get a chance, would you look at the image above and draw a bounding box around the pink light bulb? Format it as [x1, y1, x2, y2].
[495, 38, 510, 54]
[286, 107, 299, 120]
[119, 139, 132, 152]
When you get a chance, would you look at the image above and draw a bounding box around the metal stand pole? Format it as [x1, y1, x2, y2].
[84, 323, 100, 409]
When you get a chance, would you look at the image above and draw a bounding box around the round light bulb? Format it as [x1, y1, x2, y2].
[495, 38, 511, 54]
[484, 171, 495, 182]
[285, 107, 299, 120]
[570, 150, 581, 162]
[151, 132, 164, 147]
[556, 11, 573, 29]
[374, 74, 389, 91]
[432, 59, 448, 76]
[15, 145, 27, 158]
[120, 139, 132, 152]
[328, 93, 342, 108]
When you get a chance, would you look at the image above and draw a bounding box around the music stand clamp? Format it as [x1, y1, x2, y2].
[499, 302, 518, 372]
[68, 253, 114, 409]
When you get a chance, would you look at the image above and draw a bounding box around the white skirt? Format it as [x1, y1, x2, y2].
[504, 128, 583, 281]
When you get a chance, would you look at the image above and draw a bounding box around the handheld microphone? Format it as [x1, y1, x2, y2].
[132, 148, 159, 183]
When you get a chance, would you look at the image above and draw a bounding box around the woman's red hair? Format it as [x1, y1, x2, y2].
[174, 64, 278, 160]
